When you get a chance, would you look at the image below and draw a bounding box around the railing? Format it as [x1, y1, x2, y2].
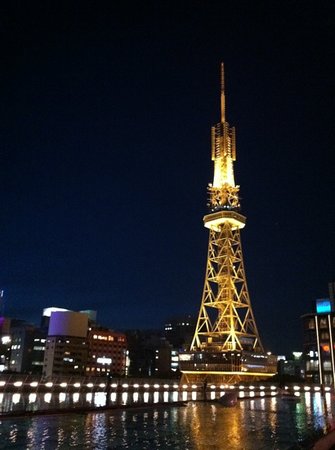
[0, 374, 182, 392]
[0, 375, 332, 416]
[179, 362, 242, 372]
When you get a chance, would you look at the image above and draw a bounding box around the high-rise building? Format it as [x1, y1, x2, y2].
[0, 316, 11, 372]
[86, 327, 127, 377]
[125, 329, 174, 377]
[164, 315, 196, 350]
[43, 311, 88, 378]
[302, 284, 335, 385]
[43, 308, 127, 378]
[9, 321, 46, 373]
[30, 334, 47, 373]
[179, 64, 277, 384]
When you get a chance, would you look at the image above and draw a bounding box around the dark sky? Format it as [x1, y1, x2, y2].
[0, 1, 334, 355]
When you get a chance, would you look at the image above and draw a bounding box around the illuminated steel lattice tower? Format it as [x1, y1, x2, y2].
[179, 64, 277, 384]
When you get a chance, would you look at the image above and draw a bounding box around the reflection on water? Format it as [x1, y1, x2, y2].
[0, 395, 331, 449]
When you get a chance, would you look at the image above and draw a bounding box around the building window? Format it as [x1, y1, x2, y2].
[319, 318, 327, 329]
[324, 374, 333, 385]
[321, 344, 330, 353]
[306, 360, 318, 371]
[321, 332, 330, 340]
[308, 319, 315, 329]
[323, 361, 332, 370]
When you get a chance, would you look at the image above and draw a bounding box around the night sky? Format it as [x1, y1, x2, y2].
[0, 2, 334, 355]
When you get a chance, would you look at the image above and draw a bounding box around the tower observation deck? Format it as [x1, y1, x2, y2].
[179, 64, 277, 384]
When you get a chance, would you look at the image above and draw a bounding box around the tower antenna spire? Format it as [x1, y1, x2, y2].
[220, 62, 225, 123]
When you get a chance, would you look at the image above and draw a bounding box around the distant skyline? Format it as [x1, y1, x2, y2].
[0, 2, 334, 355]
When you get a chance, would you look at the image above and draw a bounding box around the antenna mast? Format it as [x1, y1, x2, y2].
[220, 62, 225, 123]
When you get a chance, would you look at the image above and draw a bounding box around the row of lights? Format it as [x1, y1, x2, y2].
[0, 381, 106, 388]
[237, 384, 330, 392]
[292, 385, 331, 392]
[177, 384, 328, 391]
[117, 383, 178, 389]
[0, 381, 222, 390]
[0, 381, 180, 389]
[0, 381, 331, 392]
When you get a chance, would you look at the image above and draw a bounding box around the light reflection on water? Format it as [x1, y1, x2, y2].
[0, 395, 332, 449]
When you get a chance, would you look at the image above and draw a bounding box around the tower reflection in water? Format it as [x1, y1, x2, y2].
[184, 396, 327, 449]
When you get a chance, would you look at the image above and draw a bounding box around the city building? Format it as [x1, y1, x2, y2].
[86, 327, 127, 377]
[302, 285, 335, 385]
[0, 316, 11, 372]
[42, 308, 127, 378]
[30, 333, 47, 374]
[164, 315, 196, 350]
[277, 352, 304, 384]
[9, 321, 46, 373]
[125, 329, 162, 377]
[153, 340, 174, 377]
[43, 311, 88, 378]
[40, 306, 70, 330]
[124, 328, 182, 378]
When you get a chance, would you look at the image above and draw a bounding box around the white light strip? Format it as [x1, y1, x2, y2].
[315, 315, 323, 384]
[328, 314, 335, 386]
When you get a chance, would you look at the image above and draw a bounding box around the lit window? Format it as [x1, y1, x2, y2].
[308, 319, 315, 329]
[319, 318, 327, 329]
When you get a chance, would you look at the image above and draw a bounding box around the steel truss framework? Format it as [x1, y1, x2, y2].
[190, 221, 263, 353]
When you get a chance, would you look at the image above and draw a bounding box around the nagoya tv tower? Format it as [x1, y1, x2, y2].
[179, 64, 277, 384]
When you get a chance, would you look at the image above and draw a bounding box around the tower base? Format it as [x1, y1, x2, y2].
[179, 350, 277, 385]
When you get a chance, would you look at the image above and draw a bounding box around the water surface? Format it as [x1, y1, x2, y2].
[0, 395, 330, 449]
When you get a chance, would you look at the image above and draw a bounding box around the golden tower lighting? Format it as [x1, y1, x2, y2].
[179, 64, 277, 384]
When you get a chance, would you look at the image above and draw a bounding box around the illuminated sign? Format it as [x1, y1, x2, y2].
[179, 354, 192, 361]
[97, 357, 112, 365]
[316, 299, 332, 314]
[93, 334, 115, 341]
